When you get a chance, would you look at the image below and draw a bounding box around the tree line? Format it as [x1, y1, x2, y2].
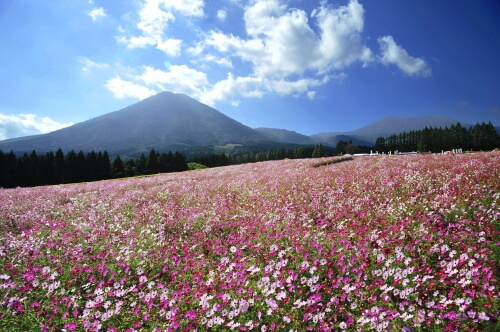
[0, 148, 187, 188]
[0, 144, 328, 188]
[374, 122, 499, 153]
[189, 144, 327, 167]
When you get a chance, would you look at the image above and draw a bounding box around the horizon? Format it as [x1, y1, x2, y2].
[1, 0, 499, 140]
[2, 91, 498, 143]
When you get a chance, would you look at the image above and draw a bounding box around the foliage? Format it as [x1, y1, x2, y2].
[312, 156, 354, 167]
[0, 149, 188, 188]
[374, 122, 499, 153]
[189, 144, 330, 167]
[0, 153, 499, 331]
[187, 162, 208, 170]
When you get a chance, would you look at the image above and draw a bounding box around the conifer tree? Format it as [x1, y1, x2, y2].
[146, 149, 159, 174]
[112, 155, 125, 178]
[55, 148, 65, 184]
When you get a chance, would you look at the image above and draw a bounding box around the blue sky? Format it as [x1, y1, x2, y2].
[1, 0, 499, 140]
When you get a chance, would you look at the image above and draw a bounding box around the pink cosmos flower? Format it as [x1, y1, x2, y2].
[184, 310, 197, 320]
[63, 322, 77, 331]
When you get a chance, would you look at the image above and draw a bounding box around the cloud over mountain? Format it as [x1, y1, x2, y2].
[0, 114, 74, 140]
[116, 0, 204, 54]
[95, 0, 431, 107]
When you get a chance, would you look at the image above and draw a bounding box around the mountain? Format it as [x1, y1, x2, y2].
[310, 115, 470, 145]
[1, 92, 496, 156]
[309, 134, 373, 147]
[254, 128, 315, 145]
[0, 92, 274, 157]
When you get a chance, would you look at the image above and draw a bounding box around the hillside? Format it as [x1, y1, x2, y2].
[0, 92, 273, 156]
[310, 115, 470, 145]
[1, 92, 497, 155]
[254, 128, 315, 145]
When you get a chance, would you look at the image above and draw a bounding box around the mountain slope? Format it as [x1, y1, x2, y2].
[0, 92, 272, 156]
[254, 128, 315, 145]
[311, 115, 470, 145]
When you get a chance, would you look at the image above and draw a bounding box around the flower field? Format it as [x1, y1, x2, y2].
[1, 153, 499, 331]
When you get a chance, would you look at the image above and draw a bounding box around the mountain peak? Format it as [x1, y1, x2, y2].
[0, 92, 271, 156]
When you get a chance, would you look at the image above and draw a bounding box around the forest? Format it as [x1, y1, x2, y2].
[373, 122, 499, 153]
[1, 120, 498, 189]
[0, 149, 188, 188]
[0, 145, 327, 188]
[189, 144, 327, 167]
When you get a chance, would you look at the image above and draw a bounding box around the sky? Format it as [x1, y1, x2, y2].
[0, 0, 499, 140]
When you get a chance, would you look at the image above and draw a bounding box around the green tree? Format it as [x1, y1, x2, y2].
[0, 150, 6, 187]
[76, 150, 86, 182]
[417, 127, 432, 152]
[98, 151, 112, 179]
[312, 144, 325, 158]
[294, 147, 306, 158]
[125, 159, 136, 177]
[40, 151, 55, 185]
[85, 151, 98, 181]
[483, 121, 499, 150]
[112, 155, 125, 178]
[172, 151, 188, 172]
[146, 149, 159, 174]
[64, 150, 78, 183]
[135, 153, 147, 174]
[55, 148, 65, 184]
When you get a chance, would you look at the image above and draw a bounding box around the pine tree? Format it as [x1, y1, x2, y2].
[172, 151, 187, 172]
[85, 151, 98, 181]
[146, 149, 159, 174]
[312, 144, 325, 158]
[135, 153, 147, 174]
[55, 148, 65, 184]
[0, 150, 5, 187]
[483, 121, 499, 150]
[418, 127, 432, 152]
[101, 151, 112, 179]
[30, 150, 39, 186]
[6, 151, 17, 188]
[112, 155, 125, 178]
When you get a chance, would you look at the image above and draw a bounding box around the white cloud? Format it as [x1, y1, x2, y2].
[267, 76, 330, 96]
[203, 73, 265, 105]
[117, 0, 204, 53]
[105, 0, 431, 107]
[312, 0, 373, 71]
[78, 57, 109, 72]
[307, 91, 317, 100]
[205, 31, 265, 64]
[0, 114, 74, 140]
[217, 9, 227, 21]
[163, 0, 204, 17]
[104, 76, 157, 99]
[139, 65, 210, 99]
[187, 41, 205, 56]
[201, 54, 233, 68]
[378, 35, 431, 77]
[244, 0, 287, 36]
[201, 73, 329, 106]
[205, 0, 372, 80]
[88, 7, 106, 21]
[156, 38, 182, 56]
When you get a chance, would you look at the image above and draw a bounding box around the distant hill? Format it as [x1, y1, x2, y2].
[0, 92, 274, 157]
[310, 115, 473, 145]
[0, 92, 497, 156]
[254, 128, 315, 145]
